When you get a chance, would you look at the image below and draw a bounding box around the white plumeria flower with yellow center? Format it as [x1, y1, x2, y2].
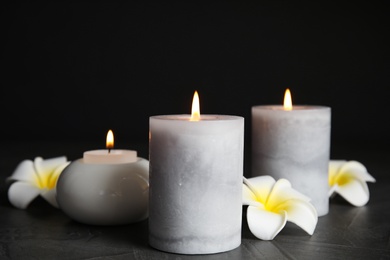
[243, 176, 318, 240]
[6, 156, 70, 209]
[329, 160, 376, 207]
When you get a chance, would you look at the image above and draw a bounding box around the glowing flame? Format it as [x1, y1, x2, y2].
[190, 91, 200, 121]
[106, 129, 114, 150]
[283, 88, 293, 111]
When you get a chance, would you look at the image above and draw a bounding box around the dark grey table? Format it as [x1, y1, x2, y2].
[0, 141, 389, 259]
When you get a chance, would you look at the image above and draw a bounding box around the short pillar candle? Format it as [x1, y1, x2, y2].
[148, 113, 244, 254]
[251, 90, 331, 216]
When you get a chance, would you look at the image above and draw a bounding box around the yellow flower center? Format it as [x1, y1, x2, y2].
[330, 171, 353, 187]
[264, 203, 278, 213]
[253, 195, 278, 213]
[336, 173, 353, 186]
[34, 170, 58, 190]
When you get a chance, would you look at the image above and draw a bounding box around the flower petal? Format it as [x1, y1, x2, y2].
[34, 156, 67, 174]
[275, 199, 318, 235]
[6, 159, 36, 184]
[243, 184, 261, 207]
[48, 162, 71, 189]
[34, 156, 68, 172]
[328, 184, 337, 197]
[339, 161, 376, 183]
[244, 176, 276, 204]
[41, 189, 59, 208]
[246, 205, 287, 240]
[8, 182, 40, 209]
[34, 156, 68, 188]
[39, 162, 71, 208]
[333, 179, 371, 206]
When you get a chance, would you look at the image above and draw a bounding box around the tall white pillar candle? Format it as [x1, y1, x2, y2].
[149, 114, 244, 254]
[251, 105, 331, 216]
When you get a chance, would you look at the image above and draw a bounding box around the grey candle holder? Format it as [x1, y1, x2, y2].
[56, 158, 149, 226]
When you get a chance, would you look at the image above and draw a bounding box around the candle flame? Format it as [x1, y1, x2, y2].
[283, 88, 293, 111]
[190, 91, 200, 121]
[106, 130, 114, 150]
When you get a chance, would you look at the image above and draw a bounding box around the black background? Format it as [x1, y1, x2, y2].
[1, 2, 389, 150]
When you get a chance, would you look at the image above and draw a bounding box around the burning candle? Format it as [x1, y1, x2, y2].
[56, 130, 149, 225]
[149, 91, 244, 254]
[251, 89, 331, 216]
[83, 130, 137, 164]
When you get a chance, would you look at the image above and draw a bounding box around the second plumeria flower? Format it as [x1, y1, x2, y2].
[329, 160, 376, 206]
[243, 176, 318, 240]
[6, 156, 70, 209]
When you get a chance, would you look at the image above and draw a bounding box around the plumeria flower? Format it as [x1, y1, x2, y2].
[329, 160, 376, 207]
[243, 176, 318, 240]
[6, 156, 70, 209]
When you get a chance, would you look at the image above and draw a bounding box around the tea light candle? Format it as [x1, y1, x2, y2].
[251, 89, 331, 216]
[83, 130, 137, 164]
[149, 91, 244, 254]
[56, 130, 149, 225]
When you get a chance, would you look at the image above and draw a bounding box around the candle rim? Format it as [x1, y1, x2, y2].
[83, 149, 137, 155]
[83, 149, 138, 164]
[150, 114, 244, 121]
[252, 105, 330, 111]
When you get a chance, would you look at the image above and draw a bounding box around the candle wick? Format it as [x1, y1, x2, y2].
[108, 148, 111, 154]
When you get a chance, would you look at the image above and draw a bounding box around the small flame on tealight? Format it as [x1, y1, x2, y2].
[190, 91, 200, 121]
[283, 88, 293, 111]
[106, 129, 114, 153]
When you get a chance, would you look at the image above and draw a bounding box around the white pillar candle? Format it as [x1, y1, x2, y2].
[149, 114, 244, 254]
[251, 90, 331, 216]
